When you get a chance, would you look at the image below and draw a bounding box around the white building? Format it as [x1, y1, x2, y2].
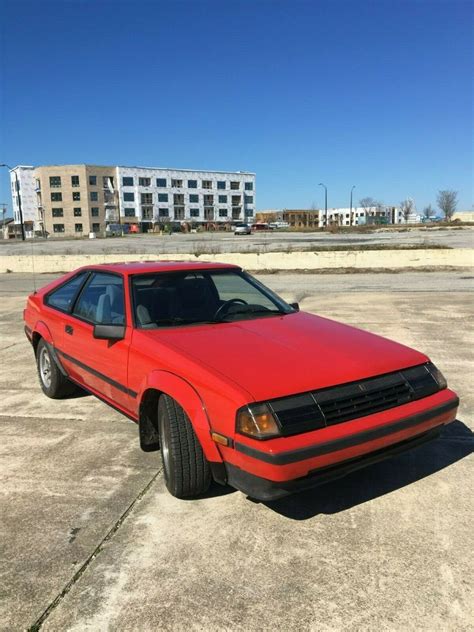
[116, 166, 255, 228]
[9, 166, 38, 234]
[325, 206, 403, 227]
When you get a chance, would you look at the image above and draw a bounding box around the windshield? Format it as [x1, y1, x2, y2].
[131, 269, 294, 328]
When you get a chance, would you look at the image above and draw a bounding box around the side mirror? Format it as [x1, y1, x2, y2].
[290, 302, 300, 311]
[93, 324, 125, 340]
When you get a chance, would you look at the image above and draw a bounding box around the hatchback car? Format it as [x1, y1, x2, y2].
[24, 262, 458, 500]
[234, 223, 252, 235]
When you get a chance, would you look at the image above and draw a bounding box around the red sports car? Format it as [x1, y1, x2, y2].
[24, 262, 459, 501]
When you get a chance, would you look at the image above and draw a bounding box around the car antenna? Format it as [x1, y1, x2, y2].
[30, 232, 37, 293]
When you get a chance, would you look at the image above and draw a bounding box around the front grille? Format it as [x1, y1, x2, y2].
[268, 364, 440, 437]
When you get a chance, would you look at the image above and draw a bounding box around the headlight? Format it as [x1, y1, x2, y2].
[236, 403, 281, 440]
[426, 362, 448, 390]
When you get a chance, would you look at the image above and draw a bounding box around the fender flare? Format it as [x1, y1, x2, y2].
[33, 321, 68, 376]
[139, 370, 223, 463]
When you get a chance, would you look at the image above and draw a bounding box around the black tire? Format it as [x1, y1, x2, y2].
[158, 394, 211, 498]
[36, 339, 76, 399]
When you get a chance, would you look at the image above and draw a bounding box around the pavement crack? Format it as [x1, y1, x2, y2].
[27, 467, 163, 632]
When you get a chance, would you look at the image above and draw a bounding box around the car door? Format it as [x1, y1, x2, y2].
[59, 271, 134, 413]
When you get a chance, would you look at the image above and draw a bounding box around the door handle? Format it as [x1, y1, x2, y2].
[65, 324, 74, 335]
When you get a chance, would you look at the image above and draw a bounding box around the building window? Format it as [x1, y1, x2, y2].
[158, 208, 169, 217]
[188, 180, 197, 188]
[171, 179, 183, 188]
[190, 209, 200, 217]
[218, 195, 227, 203]
[92, 223, 101, 232]
[103, 176, 114, 189]
[202, 180, 212, 189]
[156, 178, 167, 187]
[174, 207, 185, 220]
[158, 193, 168, 202]
[173, 194, 184, 204]
[52, 208, 64, 217]
[49, 176, 61, 188]
[230, 181, 240, 190]
[245, 182, 253, 191]
[51, 192, 62, 201]
[244, 195, 253, 204]
[219, 209, 228, 217]
[90, 191, 98, 201]
[75, 223, 83, 232]
[122, 176, 134, 186]
[71, 175, 80, 187]
[204, 195, 214, 205]
[142, 206, 153, 220]
[231, 195, 241, 205]
[139, 177, 151, 187]
[141, 193, 153, 204]
[124, 208, 135, 217]
[124, 192, 135, 202]
[89, 175, 97, 186]
[73, 191, 81, 201]
[91, 207, 99, 217]
[73, 207, 82, 217]
[53, 224, 65, 233]
[245, 209, 254, 216]
[189, 194, 199, 203]
[217, 181, 226, 190]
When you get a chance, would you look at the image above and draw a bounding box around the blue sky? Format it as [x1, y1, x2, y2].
[0, 0, 472, 214]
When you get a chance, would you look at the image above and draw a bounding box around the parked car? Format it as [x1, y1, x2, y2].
[234, 223, 252, 235]
[269, 221, 290, 229]
[251, 222, 274, 231]
[24, 262, 458, 501]
[105, 223, 128, 236]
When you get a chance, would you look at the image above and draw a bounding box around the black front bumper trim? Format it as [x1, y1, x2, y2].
[227, 426, 444, 501]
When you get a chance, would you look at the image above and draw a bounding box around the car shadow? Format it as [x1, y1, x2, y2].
[261, 420, 473, 520]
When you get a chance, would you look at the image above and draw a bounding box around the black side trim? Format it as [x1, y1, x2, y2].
[24, 325, 32, 341]
[67, 375, 138, 422]
[56, 348, 138, 398]
[235, 398, 459, 465]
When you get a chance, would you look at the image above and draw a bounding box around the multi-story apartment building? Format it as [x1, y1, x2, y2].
[8, 164, 255, 237]
[258, 206, 402, 229]
[116, 166, 255, 229]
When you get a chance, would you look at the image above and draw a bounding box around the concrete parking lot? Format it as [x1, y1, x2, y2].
[1, 272, 473, 631]
[1, 225, 473, 256]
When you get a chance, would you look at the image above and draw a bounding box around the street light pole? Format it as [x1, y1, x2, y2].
[1, 164, 25, 240]
[318, 183, 327, 228]
[350, 185, 356, 226]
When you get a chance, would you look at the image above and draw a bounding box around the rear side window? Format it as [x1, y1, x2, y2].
[73, 272, 125, 325]
[45, 272, 89, 312]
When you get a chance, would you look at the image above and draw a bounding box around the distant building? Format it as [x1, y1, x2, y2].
[257, 206, 403, 229]
[8, 164, 255, 237]
[452, 211, 474, 222]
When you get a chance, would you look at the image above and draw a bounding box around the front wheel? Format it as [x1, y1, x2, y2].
[158, 394, 211, 498]
[36, 339, 76, 399]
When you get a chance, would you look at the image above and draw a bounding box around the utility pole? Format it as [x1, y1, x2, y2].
[1, 164, 26, 240]
[319, 183, 328, 228]
[350, 185, 356, 226]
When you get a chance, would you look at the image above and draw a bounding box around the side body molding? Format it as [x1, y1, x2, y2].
[139, 370, 223, 463]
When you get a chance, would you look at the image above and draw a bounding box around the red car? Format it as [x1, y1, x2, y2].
[24, 262, 459, 501]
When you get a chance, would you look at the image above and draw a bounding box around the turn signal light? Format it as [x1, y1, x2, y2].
[236, 404, 280, 440]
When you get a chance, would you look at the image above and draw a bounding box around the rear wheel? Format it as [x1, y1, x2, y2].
[158, 394, 211, 498]
[36, 339, 76, 399]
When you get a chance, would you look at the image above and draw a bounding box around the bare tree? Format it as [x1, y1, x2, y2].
[400, 198, 414, 223]
[359, 197, 377, 214]
[423, 204, 434, 221]
[437, 190, 458, 221]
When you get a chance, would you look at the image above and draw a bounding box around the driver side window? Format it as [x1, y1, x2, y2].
[73, 273, 125, 325]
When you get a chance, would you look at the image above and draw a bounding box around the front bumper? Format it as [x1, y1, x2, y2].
[219, 392, 459, 499]
[226, 426, 443, 500]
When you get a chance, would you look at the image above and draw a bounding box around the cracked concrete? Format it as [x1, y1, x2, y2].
[0, 271, 472, 631]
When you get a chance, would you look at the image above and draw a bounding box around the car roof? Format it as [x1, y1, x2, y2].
[78, 260, 241, 275]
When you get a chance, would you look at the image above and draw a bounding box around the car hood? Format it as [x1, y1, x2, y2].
[142, 312, 428, 402]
